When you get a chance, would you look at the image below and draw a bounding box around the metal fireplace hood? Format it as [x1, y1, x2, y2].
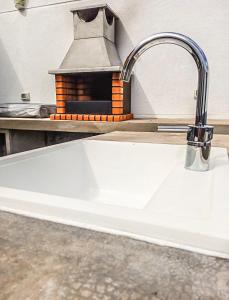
[49, 3, 122, 75]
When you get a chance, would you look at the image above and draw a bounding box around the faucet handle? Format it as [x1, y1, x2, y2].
[157, 125, 188, 132]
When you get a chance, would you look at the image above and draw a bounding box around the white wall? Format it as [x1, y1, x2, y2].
[0, 0, 228, 119]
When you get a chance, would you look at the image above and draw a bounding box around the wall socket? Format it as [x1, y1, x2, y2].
[21, 93, 30, 102]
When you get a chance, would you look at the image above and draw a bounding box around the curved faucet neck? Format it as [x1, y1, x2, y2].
[120, 32, 209, 126]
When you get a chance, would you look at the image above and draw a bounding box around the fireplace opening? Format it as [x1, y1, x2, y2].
[55, 72, 131, 119]
[67, 73, 112, 115]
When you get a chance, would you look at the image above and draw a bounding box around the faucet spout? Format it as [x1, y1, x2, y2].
[121, 32, 213, 171]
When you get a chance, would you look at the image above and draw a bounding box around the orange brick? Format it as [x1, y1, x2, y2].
[65, 76, 75, 83]
[112, 101, 124, 108]
[76, 78, 84, 84]
[55, 75, 64, 82]
[112, 94, 124, 101]
[56, 81, 65, 88]
[112, 108, 123, 115]
[101, 115, 107, 121]
[66, 114, 72, 120]
[114, 115, 122, 122]
[66, 83, 75, 89]
[56, 75, 74, 83]
[76, 83, 91, 89]
[95, 115, 101, 121]
[56, 82, 75, 88]
[89, 115, 95, 121]
[112, 87, 123, 94]
[77, 95, 92, 101]
[61, 114, 66, 120]
[83, 115, 89, 121]
[77, 77, 93, 84]
[68, 89, 77, 95]
[57, 88, 76, 95]
[56, 88, 66, 95]
[126, 113, 133, 120]
[107, 115, 114, 122]
[78, 114, 83, 121]
[56, 101, 65, 107]
[68, 95, 74, 101]
[57, 108, 65, 114]
[50, 114, 55, 120]
[56, 95, 68, 101]
[76, 89, 85, 96]
[72, 114, 78, 120]
[55, 114, 61, 120]
[112, 72, 121, 80]
[112, 80, 123, 87]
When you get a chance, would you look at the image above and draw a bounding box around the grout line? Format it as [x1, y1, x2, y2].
[0, 0, 79, 15]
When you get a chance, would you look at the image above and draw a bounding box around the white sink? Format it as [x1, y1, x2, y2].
[0, 139, 229, 258]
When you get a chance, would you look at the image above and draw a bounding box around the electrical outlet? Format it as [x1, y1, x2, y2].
[21, 93, 30, 102]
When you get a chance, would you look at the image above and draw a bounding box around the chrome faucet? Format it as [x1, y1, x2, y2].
[120, 32, 214, 171]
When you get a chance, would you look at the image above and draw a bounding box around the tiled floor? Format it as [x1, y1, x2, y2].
[0, 211, 229, 300]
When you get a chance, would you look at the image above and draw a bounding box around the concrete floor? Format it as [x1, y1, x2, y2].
[0, 212, 229, 300]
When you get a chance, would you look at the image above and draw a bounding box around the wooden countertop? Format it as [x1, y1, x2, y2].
[90, 131, 229, 151]
[0, 117, 229, 134]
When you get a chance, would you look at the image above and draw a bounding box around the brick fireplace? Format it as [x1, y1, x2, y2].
[49, 4, 132, 122]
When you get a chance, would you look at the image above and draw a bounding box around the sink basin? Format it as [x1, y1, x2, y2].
[0, 139, 229, 258]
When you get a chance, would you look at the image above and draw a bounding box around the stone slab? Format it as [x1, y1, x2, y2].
[0, 211, 229, 300]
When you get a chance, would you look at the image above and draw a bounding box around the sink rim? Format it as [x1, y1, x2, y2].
[0, 139, 228, 259]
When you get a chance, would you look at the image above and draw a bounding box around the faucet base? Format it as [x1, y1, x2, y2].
[185, 125, 213, 171]
[185, 142, 211, 171]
